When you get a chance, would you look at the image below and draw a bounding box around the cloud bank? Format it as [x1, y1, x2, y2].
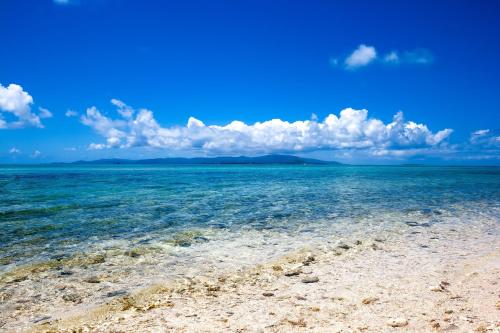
[80, 100, 453, 156]
[333, 44, 434, 70]
[0, 83, 51, 129]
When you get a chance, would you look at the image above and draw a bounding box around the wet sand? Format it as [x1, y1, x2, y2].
[2, 216, 498, 333]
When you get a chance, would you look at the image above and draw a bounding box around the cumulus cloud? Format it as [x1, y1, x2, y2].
[344, 44, 377, 69]
[9, 147, 20, 154]
[65, 110, 78, 117]
[382, 49, 434, 65]
[0, 83, 49, 129]
[80, 100, 453, 155]
[469, 129, 500, 148]
[31, 150, 41, 158]
[332, 45, 434, 70]
[38, 107, 53, 119]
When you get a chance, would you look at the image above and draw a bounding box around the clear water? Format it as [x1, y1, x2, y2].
[1, 165, 499, 271]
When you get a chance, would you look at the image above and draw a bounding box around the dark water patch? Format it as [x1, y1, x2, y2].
[0, 205, 79, 221]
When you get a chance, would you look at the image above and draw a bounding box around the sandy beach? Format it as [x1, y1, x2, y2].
[1, 214, 497, 333]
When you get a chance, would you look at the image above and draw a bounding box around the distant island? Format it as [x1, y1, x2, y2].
[68, 154, 341, 165]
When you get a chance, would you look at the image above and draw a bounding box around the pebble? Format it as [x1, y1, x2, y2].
[361, 297, 379, 305]
[284, 269, 301, 277]
[62, 293, 82, 303]
[301, 276, 319, 283]
[84, 276, 101, 283]
[33, 316, 51, 323]
[336, 241, 351, 250]
[59, 270, 73, 276]
[124, 250, 141, 258]
[262, 292, 274, 297]
[302, 254, 315, 266]
[387, 318, 408, 327]
[106, 290, 128, 297]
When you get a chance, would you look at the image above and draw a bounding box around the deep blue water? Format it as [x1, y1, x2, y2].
[0, 165, 499, 268]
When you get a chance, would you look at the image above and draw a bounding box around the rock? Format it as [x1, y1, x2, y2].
[262, 292, 274, 297]
[62, 293, 82, 303]
[272, 265, 283, 271]
[84, 276, 100, 283]
[124, 250, 141, 258]
[442, 324, 459, 331]
[355, 240, 362, 245]
[430, 281, 450, 291]
[301, 276, 319, 284]
[361, 297, 379, 305]
[106, 290, 128, 297]
[33, 316, 51, 323]
[89, 254, 106, 264]
[336, 241, 351, 250]
[444, 309, 453, 314]
[374, 237, 385, 243]
[302, 254, 315, 266]
[59, 270, 73, 276]
[284, 269, 301, 277]
[387, 318, 408, 327]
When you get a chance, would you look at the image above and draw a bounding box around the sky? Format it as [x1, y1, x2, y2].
[0, 0, 499, 164]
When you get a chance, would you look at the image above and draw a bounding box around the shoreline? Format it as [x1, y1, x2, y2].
[19, 219, 500, 333]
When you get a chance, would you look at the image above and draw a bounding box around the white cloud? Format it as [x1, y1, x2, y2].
[469, 129, 499, 148]
[38, 107, 53, 119]
[334, 45, 434, 70]
[0, 83, 48, 129]
[80, 100, 453, 155]
[65, 110, 78, 117]
[384, 51, 399, 64]
[344, 44, 377, 69]
[9, 147, 20, 154]
[31, 150, 41, 158]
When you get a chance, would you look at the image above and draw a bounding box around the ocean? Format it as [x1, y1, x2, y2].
[1, 164, 499, 330]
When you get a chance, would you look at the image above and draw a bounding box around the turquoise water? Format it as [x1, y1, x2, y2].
[1, 165, 499, 270]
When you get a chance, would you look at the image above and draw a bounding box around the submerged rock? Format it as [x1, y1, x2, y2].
[124, 250, 141, 258]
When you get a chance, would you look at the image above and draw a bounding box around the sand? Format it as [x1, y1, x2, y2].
[10, 218, 499, 333]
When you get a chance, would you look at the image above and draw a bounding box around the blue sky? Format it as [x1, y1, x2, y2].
[0, 0, 499, 163]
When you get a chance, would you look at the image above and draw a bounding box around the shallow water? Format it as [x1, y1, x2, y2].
[1, 165, 499, 270]
[1, 165, 500, 330]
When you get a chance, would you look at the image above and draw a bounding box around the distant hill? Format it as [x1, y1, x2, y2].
[70, 154, 341, 165]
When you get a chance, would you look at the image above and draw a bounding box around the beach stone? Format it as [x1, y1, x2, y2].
[84, 276, 100, 283]
[284, 269, 301, 277]
[60, 270, 73, 276]
[336, 241, 351, 250]
[387, 318, 408, 327]
[125, 250, 141, 258]
[89, 254, 106, 264]
[355, 240, 362, 245]
[361, 297, 379, 305]
[302, 254, 315, 265]
[262, 292, 274, 297]
[301, 276, 319, 283]
[33, 315, 51, 323]
[106, 290, 128, 297]
[62, 293, 82, 303]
